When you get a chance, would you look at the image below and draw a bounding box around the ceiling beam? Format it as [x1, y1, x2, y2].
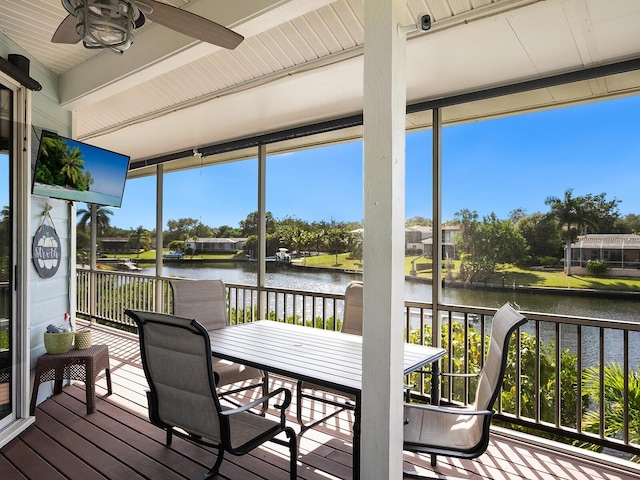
[59, 0, 334, 109]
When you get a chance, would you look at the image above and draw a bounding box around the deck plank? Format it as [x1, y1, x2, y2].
[1, 436, 66, 480]
[3, 322, 640, 480]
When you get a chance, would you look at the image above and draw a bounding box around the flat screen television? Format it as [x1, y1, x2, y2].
[32, 130, 130, 208]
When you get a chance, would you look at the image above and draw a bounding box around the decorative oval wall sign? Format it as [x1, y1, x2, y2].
[32, 224, 61, 278]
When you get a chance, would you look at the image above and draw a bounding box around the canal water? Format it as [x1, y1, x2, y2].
[140, 262, 640, 369]
[146, 261, 639, 321]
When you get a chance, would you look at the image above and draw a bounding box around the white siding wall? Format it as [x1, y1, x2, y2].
[0, 33, 72, 415]
[29, 197, 72, 363]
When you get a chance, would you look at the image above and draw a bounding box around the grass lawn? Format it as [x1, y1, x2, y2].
[105, 250, 242, 261]
[299, 254, 640, 292]
[99, 251, 640, 292]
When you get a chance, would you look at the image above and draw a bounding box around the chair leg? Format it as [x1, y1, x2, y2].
[296, 380, 352, 434]
[431, 453, 437, 466]
[402, 469, 448, 479]
[285, 427, 298, 480]
[260, 372, 270, 415]
[296, 381, 304, 425]
[201, 447, 225, 480]
[166, 428, 173, 446]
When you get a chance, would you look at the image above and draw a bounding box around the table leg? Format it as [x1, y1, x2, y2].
[105, 368, 112, 395]
[29, 366, 43, 415]
[86, 376, 95, 414]
[430, 360, 441, 466]
[353, 393, 361, 479]
[53, 365, 64, 395]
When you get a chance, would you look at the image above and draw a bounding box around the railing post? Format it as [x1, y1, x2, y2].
[257, 144, 267, 320]
[155, 163, 164, 314]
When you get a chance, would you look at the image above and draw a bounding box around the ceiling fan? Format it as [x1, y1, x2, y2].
[52, 0, 244, 54]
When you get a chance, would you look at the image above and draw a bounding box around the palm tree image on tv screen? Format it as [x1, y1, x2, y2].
[33, 131, 130, 208]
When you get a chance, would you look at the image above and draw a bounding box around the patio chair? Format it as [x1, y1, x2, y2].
[170, 279, 269, 410]
[296, 280, 362, 431]
[125, 309, 297, 480]
[403, 302, 527, 478]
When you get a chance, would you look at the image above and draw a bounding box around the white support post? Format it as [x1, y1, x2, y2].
[257, 145, 267, 319]
[362, 1, 407, 478]
[155, 163, 164, 312]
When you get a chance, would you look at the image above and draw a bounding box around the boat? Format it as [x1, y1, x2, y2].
[275, 248, 291, 263]
[116, 261, 141, 271]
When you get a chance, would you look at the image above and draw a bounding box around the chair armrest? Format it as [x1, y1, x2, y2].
[405, 403, 493, 417]
[440, 372, 480, 378]
[220, 387, 292, 419]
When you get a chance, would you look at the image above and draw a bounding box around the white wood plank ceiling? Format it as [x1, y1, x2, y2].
[1, 0, 640, 167]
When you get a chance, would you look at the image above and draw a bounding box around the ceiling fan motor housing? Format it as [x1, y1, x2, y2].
[63, 0, 138, 53]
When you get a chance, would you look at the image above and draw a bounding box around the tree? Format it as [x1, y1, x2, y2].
[217, 224, 241, 238]
[516, 212, 562, 263]
[77, 206, 113, 234]
[508, 208, 527, 224]
[347, 229, 363, 261]
[168, 240, 185, 252]
[326, 228, 349, 266]
[581, 363, 640, 455]
[239, 211, 276, 237]
[455, 210, 528, 282]
[60, 146, 84, 186]
[35, 135, 94, 191]
[545, 189, 598, 275]
[311, 227, 326, 254]
[128, 226, 151, 256]
[164, 217, 213, 246]
[406, 216, 432, 227]
[581, 192, 621, 233]
[615, 213, 640, 234]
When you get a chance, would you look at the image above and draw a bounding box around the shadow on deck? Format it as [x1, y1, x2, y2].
[3, 322, 640, 480]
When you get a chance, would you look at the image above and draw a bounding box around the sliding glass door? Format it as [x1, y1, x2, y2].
[0, 83, 13, 427]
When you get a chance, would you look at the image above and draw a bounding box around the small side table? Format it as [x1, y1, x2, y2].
[30, 344, 112, 415]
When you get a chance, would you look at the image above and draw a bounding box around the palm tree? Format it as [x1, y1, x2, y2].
[77, 206, 113, 235]
[60, 146, 84, 187]
[545, 189, 597, 276]
[128, 226, 151, 257]
[326, 228, 348, 266]
[581, 363, 640, 457]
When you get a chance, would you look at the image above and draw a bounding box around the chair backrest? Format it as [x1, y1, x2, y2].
[170, 279, 228, 331]
[474, 303, 527, 410]
[342, 281, 363, 335]
[125, 309, 223, 442]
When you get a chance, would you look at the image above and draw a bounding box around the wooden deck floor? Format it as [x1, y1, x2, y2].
[3, 323, 640, 480]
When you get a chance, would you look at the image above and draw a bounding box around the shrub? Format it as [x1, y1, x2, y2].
[586, 259, 608, 275]
[538, 255, 562, 267]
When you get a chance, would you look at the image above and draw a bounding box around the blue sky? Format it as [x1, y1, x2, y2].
[64, 138, 130, 197]
[79, 94, 640, 230]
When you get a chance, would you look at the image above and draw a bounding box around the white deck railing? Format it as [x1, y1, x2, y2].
[76, 268, 640, 461]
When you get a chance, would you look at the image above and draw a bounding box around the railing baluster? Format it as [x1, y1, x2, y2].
[576, 324, 583, 433]
[599, 326, 605, 440]
[555, 321, 561, 428]
[624, 329, 629, 445]
[75, 269, 640, 459]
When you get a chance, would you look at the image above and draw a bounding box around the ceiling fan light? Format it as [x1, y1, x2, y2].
[75, 0, 135, 54]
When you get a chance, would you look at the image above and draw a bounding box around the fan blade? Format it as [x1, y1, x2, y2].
[136, 0, 243, 49]
[52, 14, 82, 44]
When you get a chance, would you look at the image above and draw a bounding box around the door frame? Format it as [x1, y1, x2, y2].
[0, 71, 34, 446]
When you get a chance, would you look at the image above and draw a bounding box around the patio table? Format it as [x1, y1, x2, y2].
[208, 320, 446, 480]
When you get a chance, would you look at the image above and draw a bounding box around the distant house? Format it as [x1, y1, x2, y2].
[98, 237, 129, 254]
[569, 234, 640, 277]
[408, 224, 461, 259]
[442, 225, 461, 259]
[406, 226, 432, 253]
[98, 236, 157, 254]
[185, 237, 247, 253]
